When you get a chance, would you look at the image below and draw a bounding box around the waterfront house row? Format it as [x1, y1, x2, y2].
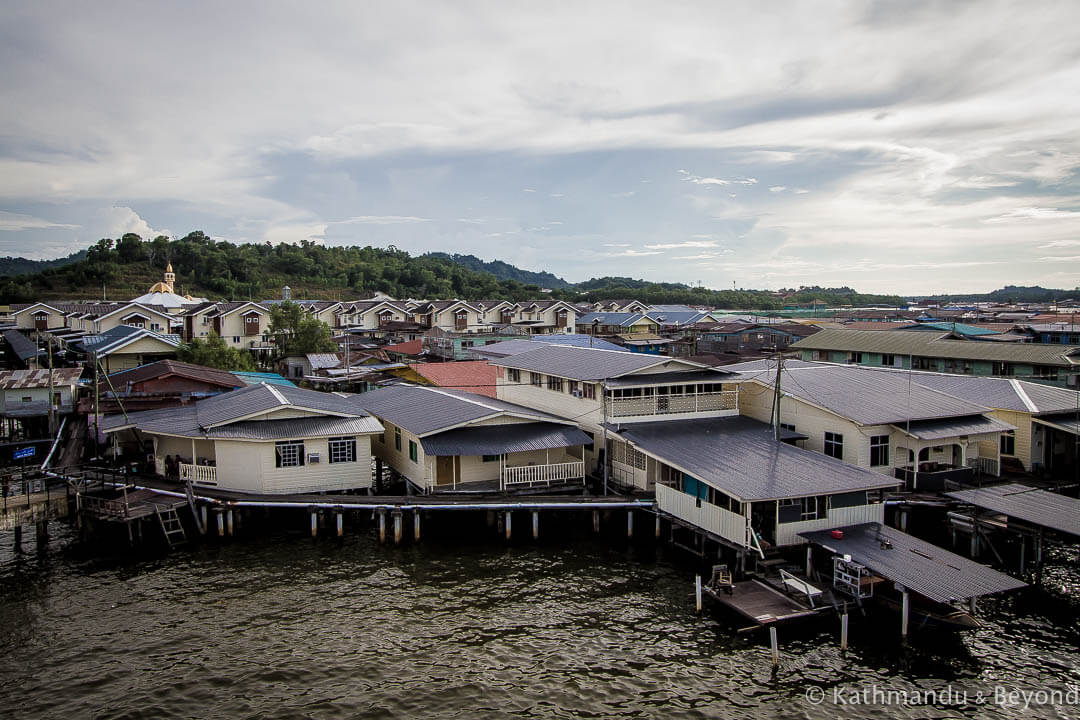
[103, 383, 383, 494]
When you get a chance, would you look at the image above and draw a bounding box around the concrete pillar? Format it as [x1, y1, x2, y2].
[393, 511, 402, 545]
[226, 509, 234, 537]
[655, 514, 661, 539]
[840, 610, 849, 651]
[336, 512, 343, 538]
[532, 511, 539, 540]
[505, 511, 512, 541]
[770, 626, 779, 670]
[901, 589, 910, 638]
[413, 511, 421, 541]
[695, 574, 702, 613]
[806, 546, 813, 577]
[627, 510, 634, 538]
[899, 510, 908, 532]
[217, 511, 225, 537]
[378, 511, 386, 544]
[200, 506, 208, 535]
[310, 511, 317, 538]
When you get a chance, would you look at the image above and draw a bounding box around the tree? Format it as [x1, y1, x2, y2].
[269, 301, 336, 357]
[176, 332, 256, 371]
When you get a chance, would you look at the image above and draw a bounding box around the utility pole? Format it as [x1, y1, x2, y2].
[601, 380, 609, 496]
[773, 350, 783, 441]
[46, 334, 55, 437]
[93, 350, 101, 459]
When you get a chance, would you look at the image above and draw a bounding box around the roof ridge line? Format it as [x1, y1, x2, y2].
[1009, 378, 1039, 413]
[265, 383, 288, 406]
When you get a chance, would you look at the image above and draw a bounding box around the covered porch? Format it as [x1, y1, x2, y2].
[604, 372, 739, 422]
[419, 422, 589, 492]
[891, 415, 1013, 490]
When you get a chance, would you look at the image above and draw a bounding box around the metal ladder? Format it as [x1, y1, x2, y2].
[155, 505, 187, 548]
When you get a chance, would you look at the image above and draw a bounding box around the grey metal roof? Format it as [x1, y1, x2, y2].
[945, 483, 1080, 538]
[894, 414, 1014, 441]
[793, 328, 1080, 366]
[578, 312, 651, 326]
[78, 325, 181, 356]
[489, 344, 710, 382]
[420, 422, 590, 456]
[527, 334, 625, 351]
[471, 339, 551, 358]
[348, 384, 570, 436]
[613, 416, 899, 502]
[800, 523, 1027, 603]
[605, 369, 734, 388]
[3, 329, 44, 362]
[204, 415, 382, 440]
[739, 364, 993, 425]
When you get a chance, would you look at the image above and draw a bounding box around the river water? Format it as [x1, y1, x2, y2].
[1, 515, 1077, 719]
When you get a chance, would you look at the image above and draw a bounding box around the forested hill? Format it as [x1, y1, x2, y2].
[918, 285, 1077, 304]
[0, 231, 906, 309]
[425, 253, 571, 289]
[0, 250, 86, 277]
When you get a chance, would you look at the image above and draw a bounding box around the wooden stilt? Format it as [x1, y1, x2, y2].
[378, 511, 386, 544]
[592, 510, 600, 534]
[695, 574, 702, 613]
[393, 511, 402, 545]
[655, 514, 661, 539]
[310, 511, 317, 538]
[970, 529, 978, 558]
[900, 510, 908, 532]
[840, 609, 849, 651]
[769, 626, 779, 670]
[200, 506, 208, 535]
[969, 597, 976, 614]
[901, 588, 910, 638]
[217, 511, 225, 538]
[504, 510, 512, 541]
[413, 511, 421, 541]
[626, 510, 633, 538]
[336, 512, 343, 538]
[226, 509, 234, 537]
[1019, 535, 1026, 575]
[532, 511, 539, 540]
[805, 546, 813, 577]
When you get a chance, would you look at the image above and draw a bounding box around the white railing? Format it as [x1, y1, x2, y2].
[773, 503, 885, 547]
[606, 390, 738, 418]
[654, 483, 749, 548]
[502, 461, 584, 486]
[967, 457, 1000, 477]
[179, 462, 218, 487]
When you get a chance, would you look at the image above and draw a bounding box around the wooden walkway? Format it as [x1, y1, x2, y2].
[704, 578, 826, 625]
[80, 488, 188, 522]
[1, 490, 69, 531]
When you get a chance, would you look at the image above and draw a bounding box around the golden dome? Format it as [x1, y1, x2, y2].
[148, 281, 174, 293]
[165, 262, 173, 273]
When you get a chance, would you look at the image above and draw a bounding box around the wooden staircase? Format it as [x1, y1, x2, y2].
[155, 505, 187, 548]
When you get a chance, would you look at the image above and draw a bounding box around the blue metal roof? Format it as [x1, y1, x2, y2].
[903, 322, 1000, 336]
[231, 371, 296, 387]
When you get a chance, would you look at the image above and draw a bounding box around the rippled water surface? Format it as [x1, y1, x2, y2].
[1, 518, 1077, 719]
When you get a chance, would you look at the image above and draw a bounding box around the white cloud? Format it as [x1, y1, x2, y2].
[603, 243, 631, 247]
[335, 215, 430, 225]
[769, 186, 787, 193]
[93, 206, 167, 239]
[645, 240, 719, 249]
[986, 207, 1080, 223]
[616, 249, 663, 256]
[0, 211, 79, 232]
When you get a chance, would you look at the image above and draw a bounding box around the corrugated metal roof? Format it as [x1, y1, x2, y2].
[104, 360, 240, 390]
[306, 353, 341, 370]
[231, 371, 296, 387]
[800, 523, 1027, 602]
[606, 369, 734, 388]
[489, 344, 708, 381]
[3, 329, 44, 361]
[78, 325, 181, 355]
[578, 312, 651, 326]
[0, 368, 83, 388]
[420, 422, 590, 456]
[348, 384, 568, 436]
[614, 416, 899, 502]
[945, 483, 1080, 538]
[528, 334, 625, 351]
[471, 339, 551, 358]
[205, 415, 383, 439]
[793, 328, 1080, 366]
[736, 364, 992, 425]
[893, 415, 1014, 440]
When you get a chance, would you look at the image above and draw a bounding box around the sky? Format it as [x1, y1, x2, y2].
[1, 1, 1079, 295]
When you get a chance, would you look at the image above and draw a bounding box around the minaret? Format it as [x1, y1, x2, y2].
[163, 263, 176, 292]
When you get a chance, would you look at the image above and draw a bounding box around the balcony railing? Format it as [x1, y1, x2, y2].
[179, 462, 218, 487]
[502, 461, 584, 487]
[606, 390, 738, 418]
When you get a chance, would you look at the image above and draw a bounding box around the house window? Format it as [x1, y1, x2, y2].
[395, 427, 402, 451]
[1032, 365, 1059, 380]
[329, 437, 356, 464]
[455, 310, 468, 330]
[408, 440, 418, 463]
[232, 336, 241, 344]
[507, 368, 521, 383]
[568, 380, 579, 396]
[581, 383, 596, 400]
[993, 362, 1015, 376]
[21, 396, 32, 403]
[1001, 431, 1016, 456]
[847, 352, 863, 364]
[870, 435, 889, 467]
[881, 354, 896, 366]
[824, 432, 843, 459]
[531, 372, 543, 387]
[780, 422, 796, 432]
[546, 375, 564, 391]
[482, 455, 500, 463]
[275, 440, 305, 468]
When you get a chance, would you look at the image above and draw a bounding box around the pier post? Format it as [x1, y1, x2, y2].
[393, 511, 402, 545]
[217, 510, 225, 537]
[900, 588, 910, 638]
[840, 608, 849, 651]
[969, 597, 976, 615]
[695, 574, 702, 613]
[505, 511, 512, 541]
[769, 627, 779, 670]
[200, 506, 208, 535]
[627, 510, 634, 538]
[413, 511, 421, 542]
[378, 511, 386, 544]
[532, 511, 538, 540]
[655, 514, 661, 539]
[336, 512, 343, 538]
[497, 511, 504, 536]
[970, 529, 978, 558]
[899, 510, 908, 532]
[1035, 531, 1044, 584]
[35, 519, 48, 551]
[310, 511, 317, 538]
[592, 510, 600, 534]
[226, 509, 234, 537]
[13, 525, 22, 553]
[1019, 535, 1026, 575]
[805, 546, 813, 578]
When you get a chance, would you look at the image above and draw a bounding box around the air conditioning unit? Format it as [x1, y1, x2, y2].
[307, 453, 321, 464]
[571, 390, 582, 398]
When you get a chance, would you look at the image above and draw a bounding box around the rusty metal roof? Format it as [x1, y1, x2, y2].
[0, 368, 84, 389]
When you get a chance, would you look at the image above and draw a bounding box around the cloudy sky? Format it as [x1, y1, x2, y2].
[1, 1, 1079, 294]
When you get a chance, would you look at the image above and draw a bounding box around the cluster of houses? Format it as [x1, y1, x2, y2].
[3, 265, 1080, 558]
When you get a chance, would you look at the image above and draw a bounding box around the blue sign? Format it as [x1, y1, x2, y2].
[13, 446, 36, 460]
